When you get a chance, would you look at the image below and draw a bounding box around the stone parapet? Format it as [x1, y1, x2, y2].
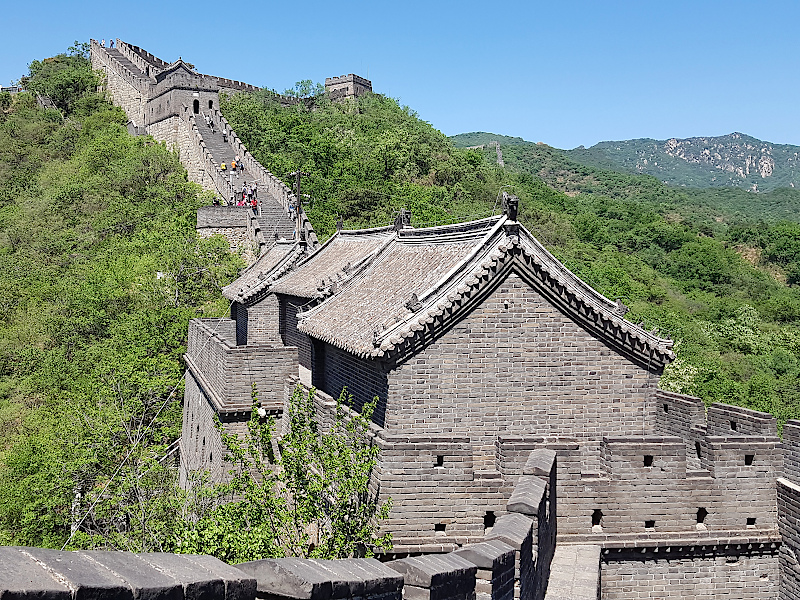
[186, 318, 297, 413]
[0, 546, 256, 600]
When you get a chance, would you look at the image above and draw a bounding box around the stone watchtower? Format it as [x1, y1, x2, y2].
[325, 74, 372, 100]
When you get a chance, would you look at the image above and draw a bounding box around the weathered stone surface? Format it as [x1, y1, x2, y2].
[135, 553, 226, 600]
[453, 541, 515, 570]
[544, 545, 599, 600]
[235, 558, 333, 600]
[522, 450, 556, 479]
[22, 547, 134, 600]
[0, 547, 70, 600]
[386, 553, 476, 588]
[182, 554, 256, 600]
[506, 477, 547, 517]
[484, 514, 534, 551]
[80, 551, 182, 600]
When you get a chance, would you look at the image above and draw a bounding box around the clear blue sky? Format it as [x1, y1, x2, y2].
[3, 0, 798, 149]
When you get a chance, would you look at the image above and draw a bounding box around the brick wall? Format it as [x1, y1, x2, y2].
[185, 318, 296, 410]
[315, 341, 389, 424]
[384, 273, 659, 472]
[244, 295, 282, 344]
[279, 294, 313, 370]
[706, 403, 777, 437]
[601, 548, 779, 599]
[778, 420, 800, 599]
[654, 390, 706, 470]
[91, 42, 147, 127]
[197, 206, 250, 228]
[376, 433, 510, 547]
[180, 370, 235, 485]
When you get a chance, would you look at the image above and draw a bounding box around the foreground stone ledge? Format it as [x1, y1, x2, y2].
[386, 554, 476, 600]
[235, 557, 403, 600]
[0, 547, 256, 600]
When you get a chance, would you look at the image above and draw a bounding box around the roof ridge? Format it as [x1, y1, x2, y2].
[222, 243, 303, 302]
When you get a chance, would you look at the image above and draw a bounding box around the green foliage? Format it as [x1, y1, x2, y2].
[0, 47, 242, 548]
[172, 385, 391, 563]
[21, 41, 98, 115]
[283, 80, 325, 98]
[220, 91, 503, 239]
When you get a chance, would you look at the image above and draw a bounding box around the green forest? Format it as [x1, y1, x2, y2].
[1, 44, 799, 552]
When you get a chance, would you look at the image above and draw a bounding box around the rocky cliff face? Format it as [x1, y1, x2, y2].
[567, 133, 800, 192]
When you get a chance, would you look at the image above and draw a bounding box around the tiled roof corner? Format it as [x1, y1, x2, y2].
[222, 242, 303, 303]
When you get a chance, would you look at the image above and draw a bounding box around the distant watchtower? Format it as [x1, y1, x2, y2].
[325, 74, 372, 100]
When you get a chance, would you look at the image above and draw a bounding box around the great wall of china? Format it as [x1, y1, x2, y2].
[4, 40, 800, 600]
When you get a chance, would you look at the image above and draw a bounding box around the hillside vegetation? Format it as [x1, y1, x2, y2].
[220, 91, 503, 238]
[1, 46, 800, 550]
[565, 133, 800, 193]
[0, 46, 241, 548]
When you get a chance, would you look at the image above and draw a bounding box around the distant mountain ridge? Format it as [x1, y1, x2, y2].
[451, 132, 800, 193]
[567, 133, 800, 192]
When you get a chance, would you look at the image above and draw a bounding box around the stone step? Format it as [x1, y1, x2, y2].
[105, 48, 146, 78]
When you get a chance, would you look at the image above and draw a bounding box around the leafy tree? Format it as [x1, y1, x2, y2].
[284, 80, 325, 98]
[172, 385, 391, 563]
[21, 41, 98, 115]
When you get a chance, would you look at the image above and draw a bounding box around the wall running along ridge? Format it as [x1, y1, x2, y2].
[91, 39, 318, 256]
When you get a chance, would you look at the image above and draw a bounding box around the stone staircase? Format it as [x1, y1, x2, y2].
[104, 48, 146, 78]
[194, 116, 296, 242]
[259, 198, 298, 241]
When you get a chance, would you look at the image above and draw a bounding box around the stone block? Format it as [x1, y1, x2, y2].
[484, 514, 534, 550]
[136, 553, 228, 600]
[21, 547, 134, 600]
[387, 553, 476, 600]
[522, 450, 556, 479]
[182, 554, 257, 600]
[80, 551, 183, 600]
[0, 547, 70, 600]
[453, 541, 515, 571]
[236, 557, 401, 600]
[506, 478, 547, 517]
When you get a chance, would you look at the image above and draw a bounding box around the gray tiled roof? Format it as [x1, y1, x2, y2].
[296, 216, 675, 367]
[222, 242, 301, 303]
[270, 226, 395, 299]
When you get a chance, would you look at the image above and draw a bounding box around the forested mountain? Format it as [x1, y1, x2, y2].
[567, 133, 800, 192]
[453, 132, 800, 224]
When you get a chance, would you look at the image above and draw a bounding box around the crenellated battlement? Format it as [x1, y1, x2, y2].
[325, 73, 372, 100]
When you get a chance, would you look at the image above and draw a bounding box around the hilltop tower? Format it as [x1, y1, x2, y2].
[325, 74, 372, 100]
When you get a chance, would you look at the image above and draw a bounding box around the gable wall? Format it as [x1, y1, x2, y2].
[384, 272, 660, 471]
[244, 294, 281, 344]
